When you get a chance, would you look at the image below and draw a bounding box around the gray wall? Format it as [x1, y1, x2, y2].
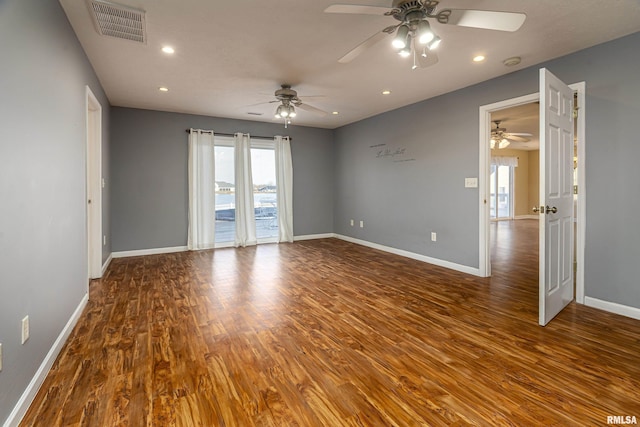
[110, 108, 334, 251]
[334, 31, 640, 308]
[0, 0, 110, 422]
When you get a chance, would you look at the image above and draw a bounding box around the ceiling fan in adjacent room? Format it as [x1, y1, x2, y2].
[324, 0, 526, 69]
[491, 120, 532, 149]
[249, 85, 328, 128]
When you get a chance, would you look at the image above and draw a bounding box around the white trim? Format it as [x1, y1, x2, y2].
[514, 215, 539, 220]
[477, 82, 586, 306]
[3, 294, 89, 427]
[101, 253, 112, 276]
[335, 234, 482, 277]
[86, 86, 102, 280]
[111, 246, 188, 258]
[584, 297, 640, 321]
[294, 233, 336, 241]
[574, 82, 586, 304]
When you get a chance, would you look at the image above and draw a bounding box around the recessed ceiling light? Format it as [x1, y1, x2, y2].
[158, 87, 169, 92]
[473, 55, 486, 62]
[382, 90, 391, 95]
[332, 111, 339, 115]
[161, 46, 175, 54]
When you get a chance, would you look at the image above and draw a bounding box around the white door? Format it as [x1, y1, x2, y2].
[538, 68, 574, 326]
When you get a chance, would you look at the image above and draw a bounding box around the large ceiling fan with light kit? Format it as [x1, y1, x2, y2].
[249, 85, 328, 128]
[324, 0, 526, 69]
[491, 120, 532, 149]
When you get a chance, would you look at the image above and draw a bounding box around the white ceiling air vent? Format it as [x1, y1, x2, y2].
[89, 0, 146, 43]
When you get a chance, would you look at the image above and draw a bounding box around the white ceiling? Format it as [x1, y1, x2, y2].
[59, 0, 640, 129]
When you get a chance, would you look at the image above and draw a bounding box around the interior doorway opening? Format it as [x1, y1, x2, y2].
[478, 82, 585, 305]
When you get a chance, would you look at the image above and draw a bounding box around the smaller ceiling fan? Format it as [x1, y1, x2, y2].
[491, 120, 532, 149]
[249, 85, 328, 128]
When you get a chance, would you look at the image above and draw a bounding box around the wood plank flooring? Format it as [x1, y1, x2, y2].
[21, 220, 640, 426]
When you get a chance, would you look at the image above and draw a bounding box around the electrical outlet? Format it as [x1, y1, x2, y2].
[359, 220, 364, 228]
[0, 342, 3, 371]
[350, 219, 354, 226]
[431, 232, 437, 242]
[22, 315, 29, 344]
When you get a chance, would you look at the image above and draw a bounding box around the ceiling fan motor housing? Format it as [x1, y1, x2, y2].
[275, 85, 298, 103]
[390, 0, 439, 21]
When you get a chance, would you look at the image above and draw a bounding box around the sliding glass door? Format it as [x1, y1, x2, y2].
[490, 164, 513, 220]
[214, 137, 278, 245]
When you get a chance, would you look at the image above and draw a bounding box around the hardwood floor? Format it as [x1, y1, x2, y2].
[21, 222, 640, 426]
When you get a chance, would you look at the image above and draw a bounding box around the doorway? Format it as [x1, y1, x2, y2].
[478, 82, 586, 305]
[86, 86, 102, 281]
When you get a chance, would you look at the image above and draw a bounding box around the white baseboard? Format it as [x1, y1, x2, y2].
[111, 245, 188, 258]
[4, 293, 89, 427]
[101, 253, 112, 276]
[294, 233, 335, 241]
[584, 296, 640, 321]
[334, 234, 481, 277]
[514, 215, 539, 220]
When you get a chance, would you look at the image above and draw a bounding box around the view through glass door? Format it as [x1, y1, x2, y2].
[214, 137, 278, 244]
[490, 164, 513, 219]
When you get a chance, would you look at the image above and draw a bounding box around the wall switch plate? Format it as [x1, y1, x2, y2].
[103, 235, 107, 246]
[465, 177, 478, 188]
[21, 315, 29, 344]
[431, 232, 437, 242]
[101, 178, 105, 188]
[350, 219, 354, 226]
[0, 342, 3, 371]
[359, 220, 364, 228]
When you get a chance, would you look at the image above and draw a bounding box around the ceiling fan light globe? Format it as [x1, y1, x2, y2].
[392, 25, 410, 49]
[398, 48, 411, 57]
[499, 139, 510, 149]
[417, 20, 434, 44]
[427, 36, 441, 50]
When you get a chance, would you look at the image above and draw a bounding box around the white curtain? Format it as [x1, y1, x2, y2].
[234, 133, 256, 247]
[187, 129, 216, 250]
[491, 156, 519, 167]
[275, 136, 294, 242]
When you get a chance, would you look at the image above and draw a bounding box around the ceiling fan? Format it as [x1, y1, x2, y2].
[324, 0, 526, 68]
[491, 120, 532, 149]
[250, 85, 328, 128]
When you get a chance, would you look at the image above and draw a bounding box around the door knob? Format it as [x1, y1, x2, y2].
[532, 205, 544, 214]
[546, 205, 558, 214]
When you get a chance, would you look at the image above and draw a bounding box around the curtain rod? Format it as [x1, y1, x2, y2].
[185, 129, 291, 141]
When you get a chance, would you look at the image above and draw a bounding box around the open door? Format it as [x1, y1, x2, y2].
[538, 69, 574, 326]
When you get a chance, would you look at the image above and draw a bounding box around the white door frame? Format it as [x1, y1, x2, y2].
[86, 86, 103, 280]
[478, 82, 586, 303]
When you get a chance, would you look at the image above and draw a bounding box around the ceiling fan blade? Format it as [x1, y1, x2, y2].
[507, 132, 533, 137]
[338, 30, 389, 63]
[417, 50, 439, 68]
[298, 95, 326, 100]
[506, 135, 530, 142]
[441, 9, 526, 32]
[245, 100, 278, 107]
[324, 4, 391, 15]
[297, 103, 328, 117]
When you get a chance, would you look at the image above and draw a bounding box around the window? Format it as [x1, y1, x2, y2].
[251, 142, 278, 240]
[214, 142, 235, 244]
